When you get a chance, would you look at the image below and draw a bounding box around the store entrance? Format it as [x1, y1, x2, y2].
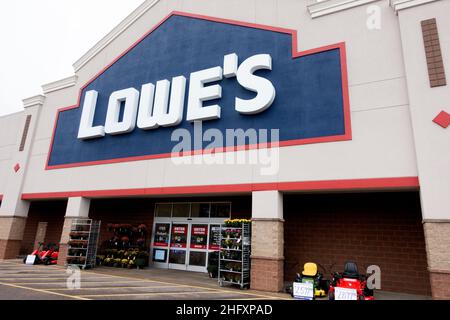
[151, 202, 230, 273]
[152, 221, 222, 272]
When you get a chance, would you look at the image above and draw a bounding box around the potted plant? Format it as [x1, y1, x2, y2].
[207, 252, 219, 278]
[113, 258, 122, 267]
[96, 255, 105, 266]
[135, 251, 149, 269]
[224, 239, 233, 249]
[121, 259, 129, 268]
[138, 224, 147, 234]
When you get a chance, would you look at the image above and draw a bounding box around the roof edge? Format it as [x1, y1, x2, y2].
[72, 0, 160, 73]
[42, 75, 78, 94]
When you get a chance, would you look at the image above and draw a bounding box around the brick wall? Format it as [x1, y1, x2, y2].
[284, 192, 431, 296]
[423, 222, 450, 271]
[423, 222, 450, 299]
[251, 257, 284, 292]
[0, 217, 27, 259]
[429, 272, 450, 300]
[20, 201, 67, 255]
[0, 240, 22, 259]
[251, 220, 283, 259]
[421, 18, 446, 87]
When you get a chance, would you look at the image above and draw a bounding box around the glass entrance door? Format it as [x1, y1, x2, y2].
[187, 224, 208, 272]
[151, 201, 231, 273]
[168, 224, 188, 270]
[152, 221, 223, 272]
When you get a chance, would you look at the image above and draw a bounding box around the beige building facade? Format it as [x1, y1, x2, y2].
[1, 0, 449, 299]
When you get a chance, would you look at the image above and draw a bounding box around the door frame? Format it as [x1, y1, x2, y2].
[151, 218, 225, 272]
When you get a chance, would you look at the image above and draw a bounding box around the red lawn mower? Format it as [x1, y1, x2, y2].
[23, 242, 59, 265]
[328, 262, 374, 300]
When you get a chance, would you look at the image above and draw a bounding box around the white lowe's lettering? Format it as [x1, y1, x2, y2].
[77, 53, 276, 140]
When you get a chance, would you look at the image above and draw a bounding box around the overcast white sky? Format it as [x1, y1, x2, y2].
[0, 0, 144, 117]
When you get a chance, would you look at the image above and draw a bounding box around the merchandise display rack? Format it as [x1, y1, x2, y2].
[218, 222, 251, 289]
[66, 219, 101, 269]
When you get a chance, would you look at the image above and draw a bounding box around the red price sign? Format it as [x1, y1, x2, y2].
[171, 224, 187, 248]
[190, 225, 208, 249]
[173, 226, 187, 234]
[193, 226, 207, 235]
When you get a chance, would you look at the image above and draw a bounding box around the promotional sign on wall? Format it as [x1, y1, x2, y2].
[209, 225, 221, 251]
[47, 12, 350, 169]
[190, 225, 208, 249]
[170, 224, 188, 248]
[154, 223, 170, 247]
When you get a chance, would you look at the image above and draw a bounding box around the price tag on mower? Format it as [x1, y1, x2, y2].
[25, 255, 36, 265]
[334, 287, 358, 300]
[293, 282, 314, 300]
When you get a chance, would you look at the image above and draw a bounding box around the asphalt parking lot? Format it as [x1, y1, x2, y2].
[0, 260, 291, 300]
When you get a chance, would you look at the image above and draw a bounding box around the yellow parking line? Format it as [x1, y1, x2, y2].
[79, 290, 221, 298]
[224, 297, 283, 300]
[0, 282, 89, 300]
[11, 280, 146, 285]
[81, 270, 288, 300]
[0, 265, 63, 273]
[0, 277, 111, 281]
[49, 285, 185, 291]
[1, 261, 290, 300]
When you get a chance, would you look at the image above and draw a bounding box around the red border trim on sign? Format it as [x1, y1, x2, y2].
[21, 177, 419, 200]
[45, 11, 352, 170]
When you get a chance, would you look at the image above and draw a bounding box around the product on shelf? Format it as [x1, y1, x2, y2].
[97, 223, 150, 269]
[66, 219, 101, 269]
[218, 219, 251, 289]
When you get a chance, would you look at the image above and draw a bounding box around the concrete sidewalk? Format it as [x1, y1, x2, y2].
[0, 259, 432, 300]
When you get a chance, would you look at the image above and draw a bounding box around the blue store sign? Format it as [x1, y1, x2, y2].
[47, 12, 351, 169]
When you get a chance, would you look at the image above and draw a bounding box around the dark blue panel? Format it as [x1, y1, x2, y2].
[49, 15, 346, 167]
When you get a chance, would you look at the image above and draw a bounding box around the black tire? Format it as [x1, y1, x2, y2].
[328, 291, 335, 301]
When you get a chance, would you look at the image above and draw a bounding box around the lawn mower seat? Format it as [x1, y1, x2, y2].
[343, 262, 359, 279]
[302, 262, 318, 277]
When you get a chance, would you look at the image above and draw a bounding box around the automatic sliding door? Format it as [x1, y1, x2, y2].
[168, 224, 188, 270]
[187, 224, 208, 272]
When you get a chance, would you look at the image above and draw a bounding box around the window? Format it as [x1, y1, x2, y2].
[155, 202, 232, 219]
[190, 203, 210, 218]
[211, 203, 231, 218]
[155, 204, 172, 217]
[172, 203, 190, 217]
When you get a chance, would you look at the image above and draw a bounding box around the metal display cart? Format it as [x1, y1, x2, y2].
[66, 219, 101, 269]
[218, 222, 251, 289]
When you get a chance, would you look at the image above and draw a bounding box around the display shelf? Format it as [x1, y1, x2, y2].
[220, 269, 242, 274]
[218, 222, 251, 289]
[66, 219, 101, 269]
[220, 258, 242, 263]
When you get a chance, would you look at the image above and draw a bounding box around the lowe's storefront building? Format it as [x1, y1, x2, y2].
[1, 0, 450, 299]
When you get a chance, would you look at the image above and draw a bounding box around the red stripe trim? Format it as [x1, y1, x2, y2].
[21, 177, 419, 200]
[0, 195, 3, 201]
[45, 11, 352, 170]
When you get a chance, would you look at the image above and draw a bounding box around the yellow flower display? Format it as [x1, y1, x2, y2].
[224, 218, 251, 227]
